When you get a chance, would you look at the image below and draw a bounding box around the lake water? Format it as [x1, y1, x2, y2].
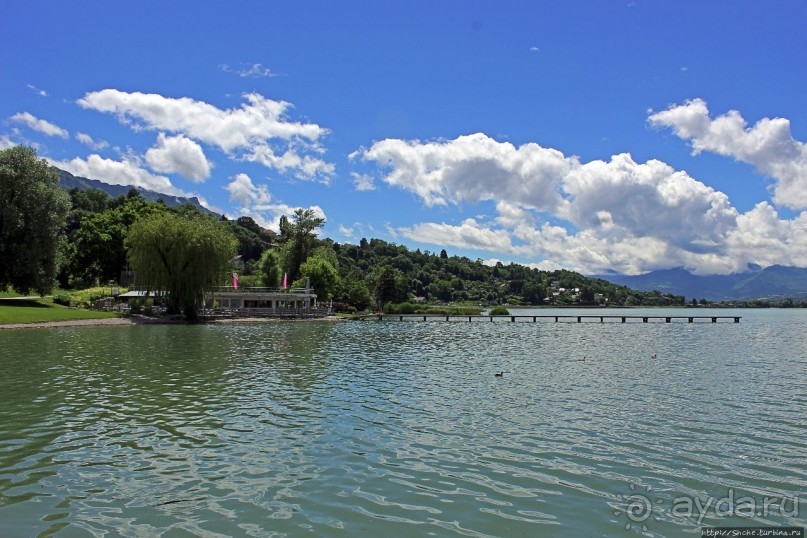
[1, 309, 805, 537]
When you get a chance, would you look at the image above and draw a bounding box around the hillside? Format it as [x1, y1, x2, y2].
[324, 239, 685, 308]
[55, 167, 216, 215]
[50, 166, 807, 305]
[596, 265, 807, 301]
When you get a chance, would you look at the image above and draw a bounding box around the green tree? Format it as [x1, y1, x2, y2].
[0, 146, 70, 295]
[64, 191, 164, 287]
[336, 275, 372, 311]
[278, 208, 325, 281]
[297, 256, 340, 301]
[371, 265, 409, 307]
[126, 212, 238, 320]
[256, 248, 283, 288]
[228, 219, 267, 262]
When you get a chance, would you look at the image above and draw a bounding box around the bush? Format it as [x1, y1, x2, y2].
[235, 274, 260, 288]
[489, 306, 510, 316]
[383, 302, 483, 315]
[53, 293, 71, 307]
[57, 286, 126, 308]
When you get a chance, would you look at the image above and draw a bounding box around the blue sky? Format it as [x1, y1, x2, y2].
[3, 1, 807, 275]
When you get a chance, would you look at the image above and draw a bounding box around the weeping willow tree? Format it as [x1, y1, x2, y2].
[126, 212, 237, 320]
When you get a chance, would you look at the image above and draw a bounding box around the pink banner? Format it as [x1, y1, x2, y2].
[282, 273, 287, 289]
[232, 272, 239, 289]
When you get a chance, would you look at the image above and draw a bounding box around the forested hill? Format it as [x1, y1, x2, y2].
[322, 238, 684, 308]
[54, 183, 682, 308]
[56, 167, 215, 215]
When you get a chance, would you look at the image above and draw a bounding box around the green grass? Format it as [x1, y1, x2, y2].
[0, 297, 119, 324]
[0, 286, 39, 299]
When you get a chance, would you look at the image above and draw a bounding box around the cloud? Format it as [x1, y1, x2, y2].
[26, 84, 48, 97]
[649, 98, 807, 209]
[561, 153, 737, 250]
[75, 132, 109, 150]
[50, 154, 189, 197]
[351, 172, 375, 191]
[0, 134, 15, 150]
[77, 89, 333, 181]
[360, 128, 807, 275]
[530, 46, 540, 53]
[224, 173, 326, 230]
[399, 218, 520, 254]
[354, 133, 570, 210]
[221, 62, 278, 78]
[10, 112, 68, 138]
[726, 202, 807, 269]
[145, 132, 212, 182]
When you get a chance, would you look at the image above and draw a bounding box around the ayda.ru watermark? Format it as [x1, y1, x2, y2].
[615, 483, 800, 529]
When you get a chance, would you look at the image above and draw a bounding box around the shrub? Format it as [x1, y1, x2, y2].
[53, 293, 72, 307]
[489, 305, 510, 316]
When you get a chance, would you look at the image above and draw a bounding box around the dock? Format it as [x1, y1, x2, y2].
[363, 314, 741, 323]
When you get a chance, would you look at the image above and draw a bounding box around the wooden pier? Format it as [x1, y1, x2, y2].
[363, 314, 741, 324]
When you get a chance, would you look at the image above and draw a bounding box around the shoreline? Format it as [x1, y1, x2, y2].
[0, 315, 344, 330]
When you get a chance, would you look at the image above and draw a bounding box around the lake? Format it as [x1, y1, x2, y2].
[1, 308, 805, 537]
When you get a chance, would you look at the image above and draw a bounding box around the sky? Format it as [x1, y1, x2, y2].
[2, 0, 807, 276]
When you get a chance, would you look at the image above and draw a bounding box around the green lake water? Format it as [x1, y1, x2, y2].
[1, 308, 805, 537]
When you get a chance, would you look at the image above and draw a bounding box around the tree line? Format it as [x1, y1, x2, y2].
[1, 146, 688, 320]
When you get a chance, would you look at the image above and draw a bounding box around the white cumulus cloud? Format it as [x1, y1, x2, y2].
[649, 98, 807, 209]
[75, 132, 109, 150]
[360, 127, 807, 275]
[399, 218, 520, 254]
[50, 154, 188, 197]
[145, 132, 212, 182]
[10, 112, 68, 138]
[351, 172, 375, 191]
[77, 89, 333, 182]
[224, 173, 326, 231]
[353, 133, 570, 211]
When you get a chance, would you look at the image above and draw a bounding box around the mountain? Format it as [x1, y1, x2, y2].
[595, 265, 807, 301]
[55, 167, 216, 216]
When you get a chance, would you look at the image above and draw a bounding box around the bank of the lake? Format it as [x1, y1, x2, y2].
[0, 297, 120, 326]
[1, 308, 804, 536]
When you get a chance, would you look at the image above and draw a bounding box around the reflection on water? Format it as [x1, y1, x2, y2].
[0, 309, 805, 537]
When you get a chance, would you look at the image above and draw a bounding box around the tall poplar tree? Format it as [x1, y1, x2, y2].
[0, 146, 70, 295]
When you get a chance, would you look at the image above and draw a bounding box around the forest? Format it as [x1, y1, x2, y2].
[2, 145, 687, 313]
[59, 188, 687, 312]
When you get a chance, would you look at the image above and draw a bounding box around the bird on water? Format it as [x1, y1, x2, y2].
[495, 371, 504, 377]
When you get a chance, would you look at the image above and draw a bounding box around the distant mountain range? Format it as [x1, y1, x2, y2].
[55, 167, 216, 216]
[595, 265, 807, 301]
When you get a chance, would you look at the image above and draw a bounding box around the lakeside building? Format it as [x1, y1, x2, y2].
[208, 286, 317, 311]
[119, 285, 327, 318]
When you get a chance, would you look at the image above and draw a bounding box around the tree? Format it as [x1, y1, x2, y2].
[126, 212, 237, 320]
[228, 220, 268, 262]
[371, 265, 409, 307]
[336, 275, 372, 310]
[0, 146, 70, 295]
[297, 256, 340, 301]
[66, 195, 165, 286]
[278, 208, 325, 281]
[256, 249, 283, 288]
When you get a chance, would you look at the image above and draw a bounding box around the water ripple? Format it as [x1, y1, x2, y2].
[0, 310, 805, 536]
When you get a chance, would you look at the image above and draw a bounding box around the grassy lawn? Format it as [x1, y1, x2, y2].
[0, 297, 119, 324]
[0, 287, 40, 299]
